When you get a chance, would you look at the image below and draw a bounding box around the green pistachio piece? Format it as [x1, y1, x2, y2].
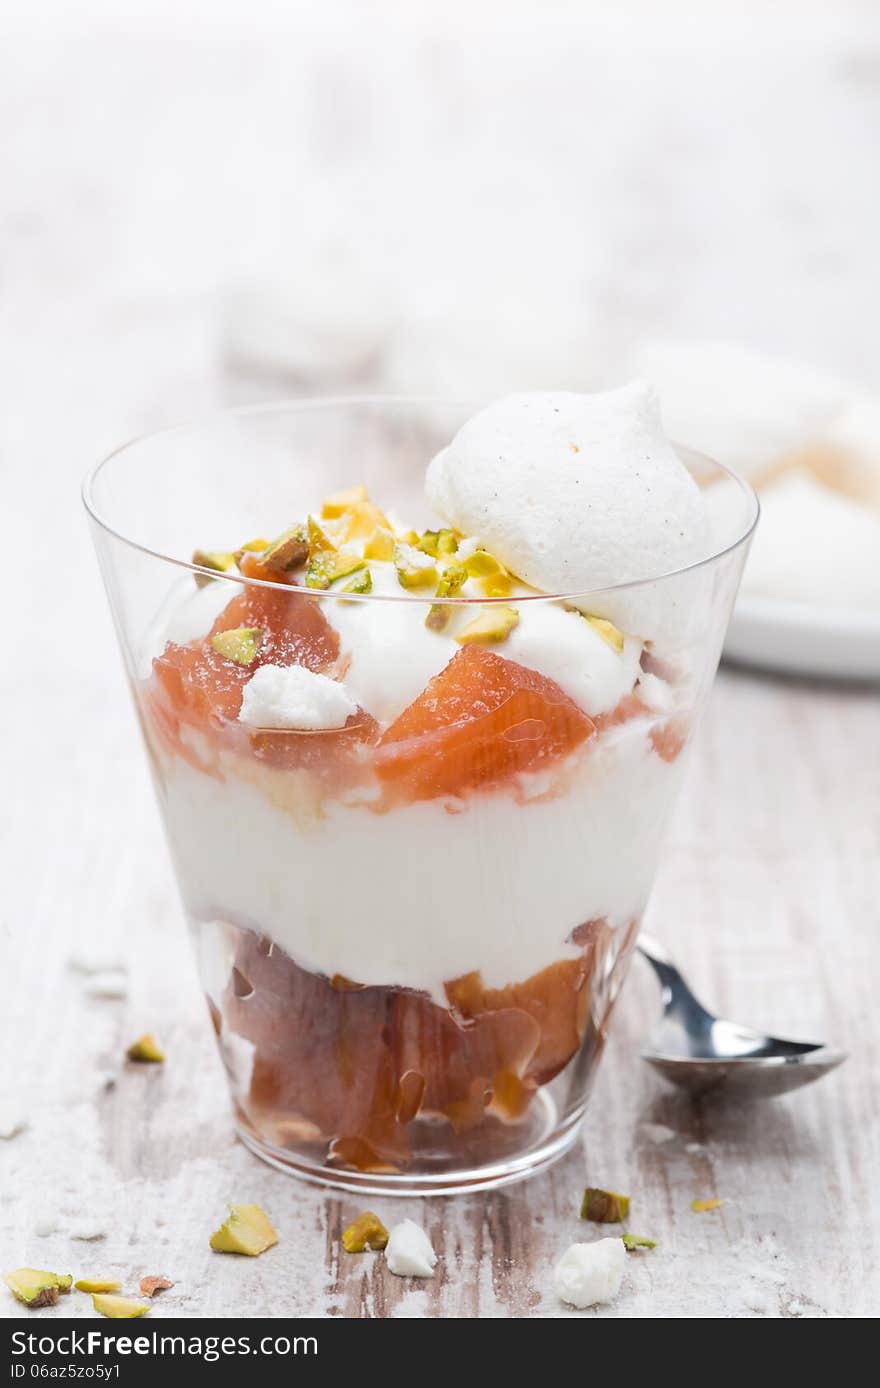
[581, 613, 625, 654]
[261, 523, 309, 573]
[304, 516, 338, 589]
[210, 1204, 278, 1256]
[4, 1269, 72, 1308]
[342, 1211, 389, 1253]
[394, 543, 438, 590]
[455, 605, 519, 645]
[622, 1234, 656, 1251]
[126, 1034, 165, 1063]
[480, 572, 513, 598]
[580, 1188, 630, 1223]
[425, 562, 468, 631]
[417, 529, 458, 558]
[210, 627, 263, 665]
[92, 1294, 151, 1319]
[363, 526, 396, 561]
[192, 550, 238, 588]
[321, 484, 368, 519]
[339, 567, 372, 595]
[304, 518, 365, 589]
[463, 549, 503, 579]
[74, 1278, 122, 1293]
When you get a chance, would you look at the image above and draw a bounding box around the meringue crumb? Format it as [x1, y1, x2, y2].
[238, 663, 357, 731]
[384, 1221, 437, 1278]
[554, 1238, 626, 1308]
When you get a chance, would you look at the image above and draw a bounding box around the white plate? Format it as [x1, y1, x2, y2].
[724, 594, 880, 681]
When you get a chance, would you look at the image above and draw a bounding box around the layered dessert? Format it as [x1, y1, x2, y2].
[139, 383, 716, 1176]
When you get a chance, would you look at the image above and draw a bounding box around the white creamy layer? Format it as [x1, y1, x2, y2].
[329, 559, 643, 726]
[150, 561, 646, 730]
[157, 719, 685, 1002]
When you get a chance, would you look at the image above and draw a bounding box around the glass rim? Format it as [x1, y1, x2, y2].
[81, 393, 760, 606]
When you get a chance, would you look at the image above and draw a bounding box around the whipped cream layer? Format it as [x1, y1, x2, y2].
[328, 559, 643, 726]
[155, 717, 685, 1003]
[426, 383, 713, 642]
[151, 561, 646, 730]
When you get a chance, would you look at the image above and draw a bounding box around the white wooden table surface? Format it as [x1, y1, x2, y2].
[2, 6, 879, 1320]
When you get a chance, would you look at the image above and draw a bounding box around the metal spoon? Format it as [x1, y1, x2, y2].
[637, 934, 846, 1097]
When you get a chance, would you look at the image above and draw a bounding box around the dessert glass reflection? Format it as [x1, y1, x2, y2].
[84, 391, 757, 1193]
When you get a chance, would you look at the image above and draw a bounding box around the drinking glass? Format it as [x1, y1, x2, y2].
[83, 398, 757, 1194]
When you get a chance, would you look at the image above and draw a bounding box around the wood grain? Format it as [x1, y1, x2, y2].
[1, 10, 879, 1320]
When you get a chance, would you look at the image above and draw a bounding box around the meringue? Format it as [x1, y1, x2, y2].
[385, 1221, 437, 1278]
[554, 1238, 626, 1308]
[426, 383, 712, 640]
[238, 663, 358, 731]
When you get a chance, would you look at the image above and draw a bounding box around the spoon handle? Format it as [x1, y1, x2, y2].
[636, 933, 681, 1002]
[637, 933, 714, 1025]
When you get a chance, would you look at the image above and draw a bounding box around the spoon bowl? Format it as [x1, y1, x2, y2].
[637, 934, 847, 1097]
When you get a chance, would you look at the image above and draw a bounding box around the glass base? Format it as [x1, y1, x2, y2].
[234, 1091, 585, 1196]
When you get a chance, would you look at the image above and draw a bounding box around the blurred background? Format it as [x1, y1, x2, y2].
[2, 2, 878, 403]
[4, 0, 879, 684]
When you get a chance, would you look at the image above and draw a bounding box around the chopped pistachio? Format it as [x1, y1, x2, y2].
[397, 528, 420, 546]
[74, 1277, 121, 1293]
[339, 567, 372, 595]
[463, 548, 503, 579]
[455, 605, 519, 645]
[425, 606, 446, 631]
[321, 484, 368, 518]
[417, 529, 458, 558]
[480, 571, 513, 598]
[334, 556, 368, 584]
[261, 523, 309, 573]
[92, 1293, 150, 1319]
[139, 1275, 173, 1297]
[126, 1034, 165, 1064]
[363, 526, 396, 561]
[4, 1269, 72, 1309]
[425, 562, 468, 631]
[304, 517, 365, 589]
[304, 516, 337, 588]
[691, 1198, 723, 1213]
[209, 1203, 278, 1256]
[210, 626, 263, 666]
[581, 613, 625, 654]
[342, 1211, 390, 1253]
[192, 549, 237, 587]
[335, 500, 392, 544]
[580, 1188, 630, 1223]
[394, 543, 438, 591]
[621, 1234, 656, 1252]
